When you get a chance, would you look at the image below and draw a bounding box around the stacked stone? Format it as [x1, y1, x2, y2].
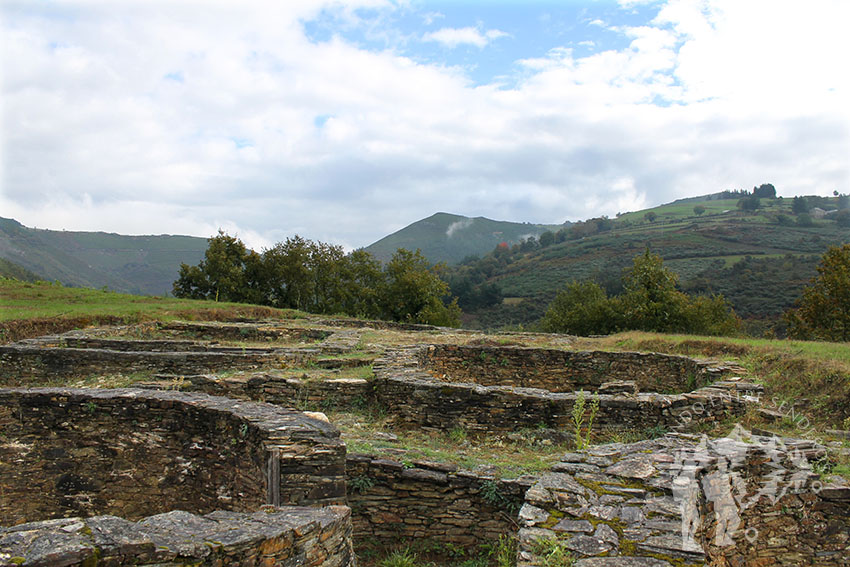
[419, 345, 743, 394]
[144, 371, 374, 412]
[157, 321, 331, 342]
[372, 346, 756, 433]
[517, 433, 850, 566]
[0, 507, 354, 567]
[0, 341, 294, 383]
[0, 388, 346, 525]
[346, 455, 533, 550]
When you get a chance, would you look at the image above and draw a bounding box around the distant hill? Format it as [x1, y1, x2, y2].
[364, 212, 565, 265]
[444, 194, 849, 331]
[0, 257, 42, 282]
[0, 218, 208, 295]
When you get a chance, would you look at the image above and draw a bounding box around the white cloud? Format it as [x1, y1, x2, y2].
[422, 26, 508, 49]
[0, 0, 847, 252]
[446, 218, 474, 237]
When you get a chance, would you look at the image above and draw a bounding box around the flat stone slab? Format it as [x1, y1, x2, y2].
[0, 507, 353, 567]
[576, 558, 674, 567]
[552, 519, 594, 533]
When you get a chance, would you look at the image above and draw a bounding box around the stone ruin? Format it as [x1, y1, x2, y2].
[0, 319, 848, 565]
[0, 387, 353, 566]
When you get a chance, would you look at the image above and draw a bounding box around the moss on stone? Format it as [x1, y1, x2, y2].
[540, 509, 565, 529]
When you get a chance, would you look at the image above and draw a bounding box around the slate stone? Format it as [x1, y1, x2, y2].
[400, 467, 448, 484]
[86, 515, 154, 557]
[552, 462, 603, 474]
[19, 531, 94, 567]
[616, 506, 645, 524]
[575, 558, 674, 566]
[593, 523, 619, 546]
[637, 535, 705, 561]
[517, 504, 550, 527]
[605, 458, 657, 480]
[564, 534, 615, 556]
[552, 519, 594, 534]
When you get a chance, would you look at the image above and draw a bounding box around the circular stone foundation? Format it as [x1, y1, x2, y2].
[373, 345, 757, 433]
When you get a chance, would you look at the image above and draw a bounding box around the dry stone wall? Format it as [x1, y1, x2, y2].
[346, 455, 532, 551]
[517, 432, 850, 566]
[157, 321, 332, 342]
[0, 343, 293, 384]
[421, 345, 733, 394]
[373, 347, 755, 434]
[139, 372, 373, 413]
[0, 388, 346, 525]
[0, 506, 354, 567]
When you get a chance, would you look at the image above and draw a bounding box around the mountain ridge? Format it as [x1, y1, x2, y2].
[363, 211, 565, 265]
[0, 217, 208, 295]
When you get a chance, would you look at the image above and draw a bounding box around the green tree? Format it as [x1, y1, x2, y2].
[784, 244, 850, 341]
[538, 231, 555, 248]
[541, 249, 739, 336]
[792, 196, 809, 214]
[835, 209, 850, 228]
[619, 249, 689, 332]
[737, 195, 761, 212]
[619, 249, 739, 335]
[541, 281, 619, 336]
[776, 214, 794, 226]
[693, 205, 706, 216]
[173, 231, 252, 302]
[644, 212, 658, 223]
[796, 213, 814, 227]
[339, 249, 385, 319]
[381, 249, 461, 327]
[261, 236, 314, 309]
[307, 241, 346, 313]
[684, 294, 742, 336]
[753, 183, 776, 198]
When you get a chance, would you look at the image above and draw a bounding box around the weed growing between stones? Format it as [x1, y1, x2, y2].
[491, 535, 516, 567]
[479, 479, 520, 513]
[449, 426, 468, 443]
[571, 391, 599, 450]
[349, 474, 375, 494]
[378, 547, 418, 567]
[530, 536, 574, 567]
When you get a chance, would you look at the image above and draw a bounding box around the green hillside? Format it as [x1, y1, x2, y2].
[363, 212, 564, 264]
[0, 257, 42, 282]
[445, 195, 849, 331]
[0, 217, 208, 295]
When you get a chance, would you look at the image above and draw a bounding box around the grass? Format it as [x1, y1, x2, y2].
[594, 331, 850, 430]
[0, 278, 298, 344]
[336, 411, 568, 477]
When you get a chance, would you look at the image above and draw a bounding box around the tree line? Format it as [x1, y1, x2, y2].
[541, 249, 742, 336]
[173, 232, 461, 327]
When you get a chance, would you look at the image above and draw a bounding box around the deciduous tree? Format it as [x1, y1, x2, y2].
[541, 281, 619, 335]
[784, 244, 850, 342]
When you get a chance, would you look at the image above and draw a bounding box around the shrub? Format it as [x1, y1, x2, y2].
[785, 244, 850, 341]
[541, 281, 619, 335]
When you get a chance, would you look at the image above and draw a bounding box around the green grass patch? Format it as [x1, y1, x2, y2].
[0, 278, 299, 343]
[598, 331, 850, 430]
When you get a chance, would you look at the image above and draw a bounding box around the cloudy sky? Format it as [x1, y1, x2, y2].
[2, 0, 848, 250]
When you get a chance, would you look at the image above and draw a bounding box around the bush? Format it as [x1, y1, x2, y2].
[797, 213, 815, 227]
[541, 281, 619, 335]
[542, 250, 740, 336]
[785, 244, 850, 341]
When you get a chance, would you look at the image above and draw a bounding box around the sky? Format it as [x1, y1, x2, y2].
[1, 0, 848, 251]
